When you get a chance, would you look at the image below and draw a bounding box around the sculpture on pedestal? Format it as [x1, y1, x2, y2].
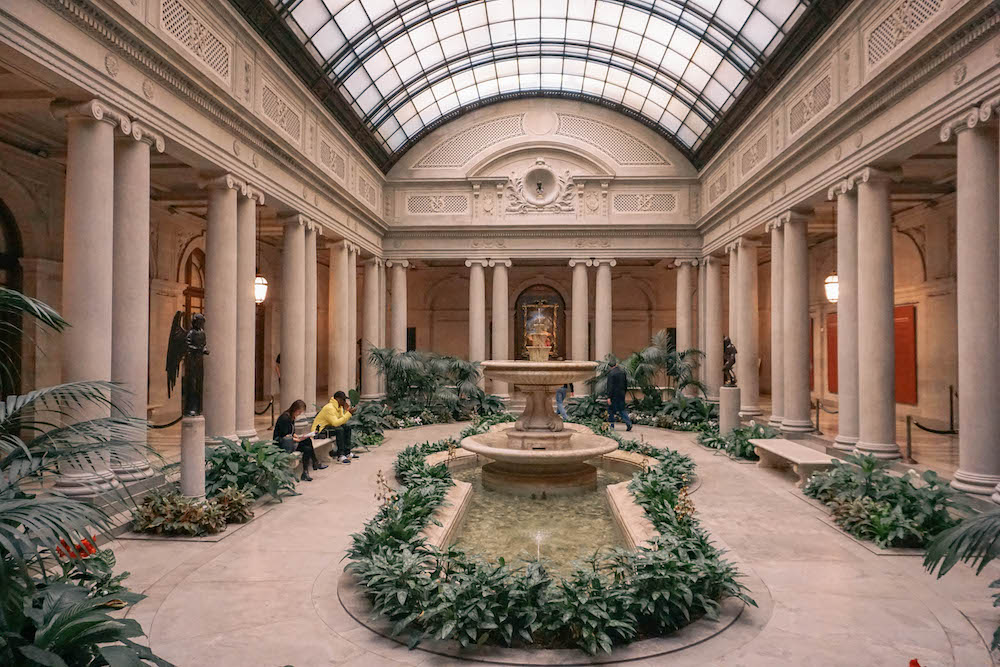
[166, 311, 210, 416]
[723, 336, 737, 387]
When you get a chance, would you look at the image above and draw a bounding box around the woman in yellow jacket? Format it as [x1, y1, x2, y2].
[312, 391, 355, 464]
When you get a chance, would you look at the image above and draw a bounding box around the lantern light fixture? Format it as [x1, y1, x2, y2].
[824, 274, 839, 304]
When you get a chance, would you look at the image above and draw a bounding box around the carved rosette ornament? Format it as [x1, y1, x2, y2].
[505, 158, 574, 214]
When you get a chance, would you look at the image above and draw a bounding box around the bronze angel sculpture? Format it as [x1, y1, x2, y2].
[166, 311, 209, 416]
[722, 336, 737, 387]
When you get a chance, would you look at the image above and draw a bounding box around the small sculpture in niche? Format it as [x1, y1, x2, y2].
[722, 336, 737, 387]
[166, 311, 210, 416]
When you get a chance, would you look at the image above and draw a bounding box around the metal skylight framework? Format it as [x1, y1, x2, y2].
[271, 0, 811, 162]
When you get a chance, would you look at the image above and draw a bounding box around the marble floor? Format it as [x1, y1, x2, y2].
[115, 423, 999, 666]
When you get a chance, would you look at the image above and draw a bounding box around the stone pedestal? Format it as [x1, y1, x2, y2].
[180, 416, 206, 499]
[719, 386, 741, 436]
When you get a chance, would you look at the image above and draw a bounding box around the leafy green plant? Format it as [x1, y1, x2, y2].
[0, 287, 169, 665]
[697, 422, 776, 460]
[347, 400, 390, 436]
[212, 485, 255, 523]
[205, 438, 298, 500]
[565, 393, 607, 422]
[459, 411, 517, 439]
[804, 454, 965, 548]
[132, 488, 227, 536]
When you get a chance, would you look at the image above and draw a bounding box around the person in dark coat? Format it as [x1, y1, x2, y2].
[605, 360, 632, 431]
[273, 399, 326, 481]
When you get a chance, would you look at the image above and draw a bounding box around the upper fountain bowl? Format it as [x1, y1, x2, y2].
[480, 360, 597, 387]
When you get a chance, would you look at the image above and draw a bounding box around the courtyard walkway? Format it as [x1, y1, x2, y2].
[114, 424, 998, 666]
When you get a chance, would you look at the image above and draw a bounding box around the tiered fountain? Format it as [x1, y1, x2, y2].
[461, 360, 619, 496]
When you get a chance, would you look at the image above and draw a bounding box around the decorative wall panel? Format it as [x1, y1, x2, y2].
[161, 0, 231, 82]
[318, 132, 347, 179]
[556, 115, 668, 165]
[740, 132, 768, 176]
[414, 115, 524, 168]
[358, 172, 378, 208]
[406, 195, 470, 214]
[261, 78, 301, 142]
[866, 0, 942, 70]
[708, 171, 729, 204]
[788, 75, 832, 135]
[612, 193, 677, 213]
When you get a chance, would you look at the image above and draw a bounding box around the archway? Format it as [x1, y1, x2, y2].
[514, 285, 566, 361]
[0, 198, 23, 396]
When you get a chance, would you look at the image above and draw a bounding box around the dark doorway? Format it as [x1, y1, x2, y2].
[0, 198, 23, 396]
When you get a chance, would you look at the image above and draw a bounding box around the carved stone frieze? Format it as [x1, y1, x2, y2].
[505, 159, 574, 214]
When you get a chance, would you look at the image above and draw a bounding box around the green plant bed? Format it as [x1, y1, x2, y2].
[803, 454, 966, 549]
[346, 428, 753, 656]
[132, 486, 255, 537]
[205, 438, 298, 500]
[697, 422, 777, 461]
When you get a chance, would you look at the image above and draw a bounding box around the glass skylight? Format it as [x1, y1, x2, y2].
[273, 0, 809, 158]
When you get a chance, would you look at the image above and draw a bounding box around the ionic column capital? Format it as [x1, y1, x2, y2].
[592, 258, 616, 268]
[673, 258, 698, 268]
[568, 258, 593, 267]
[365, 257, 384, 268]
[386, 259, 409, 268]
[200, 173, 248, 195]
[488, 258, 512, 268]
[700, 255, 720, 267]
[242, 183, 266, 205]
[734, 237, 760, 249]
[940, 107, 982, 142]
[827, 178, 855, 200]
[777, 211, 809, 227]
[51, 99, 131, 135]
[465, 259, 490, 268]
[764, 217, 782, 232]
[278, 213, 310, 228]
[123, 120, 165, 153]
[848, 166, 903, 188]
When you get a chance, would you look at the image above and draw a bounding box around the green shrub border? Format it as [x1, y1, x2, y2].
[345, 426, 754, 655]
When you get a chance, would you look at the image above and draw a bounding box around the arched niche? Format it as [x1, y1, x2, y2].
[513, 284, 567, 361]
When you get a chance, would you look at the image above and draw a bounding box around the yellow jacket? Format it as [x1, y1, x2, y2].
[311, 399, 352, 431]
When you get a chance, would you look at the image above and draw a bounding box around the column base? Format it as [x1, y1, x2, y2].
[738, 406, 763, 418]
[950, 469, 1000, 497]
[110, 459, 155, 482]
[832, 434, 858, 452]
[855, 439, 901, 460]
[53, 467, 121, 498]
[706, 394, 719, 404]
[768, 415, 784, 428]
[780, 418, 813, 433]
[236, 428, 259, 440]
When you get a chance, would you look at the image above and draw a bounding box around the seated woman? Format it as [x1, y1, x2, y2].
[273, 399, 327, 481]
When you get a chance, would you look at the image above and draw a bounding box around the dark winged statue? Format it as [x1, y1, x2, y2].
[722, 336, 737, 387]
[166, 311, 209, 416]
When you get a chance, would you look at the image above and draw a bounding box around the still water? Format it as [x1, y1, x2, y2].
[451, 466, 630, 576]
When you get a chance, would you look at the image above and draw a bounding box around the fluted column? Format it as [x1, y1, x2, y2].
[766, 219, 784, 428]
[855, 168, 899, 459]
[781, 212, 812, 432]
[466, 260, 488, 380]
[736, 239, 761, 416]
[675, 259, 694, 352]
[704, 257, 722, 401]
[280, 216, 306, 413]
[107, 122, 163, 481]
[569, 259, 591, 361]
[942, 111, 1000, 494]
[202, 176, 242, 441]
[829, 180, 859, 451]
[303, 224, 318, 408]
[235, 186, 264, 438]
[327, 242, 350, 395]
[52, 101, 129, 495]
[361, 258, 382, 398]
[388, 260, 409, 352]
[594, 259, 615, 360]
[490, 259, 511, 397]
[347, 245, 358, 390]
[727, 244, 738, 348]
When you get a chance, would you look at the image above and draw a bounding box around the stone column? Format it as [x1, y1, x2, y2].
[697, 259, 707, 380]
[361, 258, 382, 398]
[389, 260, 409, 352]
[347, 245, 358, 390]
[767, 219, 784, 428]
[490, 259, 511, 397]
[781, 212, 813, 432]
[704, 257, 722, 401]
[829, 180, 859, 451]
[727, 244, 739, 348]
[855, 168, 899, 459]
[303, 224, 319, 408]
[675, 260, 694, 352]
[943, 113, 1000, 494]
[593, 259, 615, 360]
[280, 216, 306, 413]
[203, 175, 242, 441]
[378, 260, 388, 396]
[235, 186, 263, 438]
[569, 259, 591, 361]
[736, 239, 762, 416]
[109, 122, 162, 481]
[327, 242, 350, 395]
[466, 260, 488, 371]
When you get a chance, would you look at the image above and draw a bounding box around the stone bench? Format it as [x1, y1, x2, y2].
[752, 438, 836, 488]
[287, 437, 335, 475]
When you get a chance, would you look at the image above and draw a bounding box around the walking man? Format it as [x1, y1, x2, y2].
[605, 359, 632, 431]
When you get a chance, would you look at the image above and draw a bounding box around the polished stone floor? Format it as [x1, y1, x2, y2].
[115, 422, 998, 666]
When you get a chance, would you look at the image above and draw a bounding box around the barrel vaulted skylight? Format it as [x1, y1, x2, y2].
[269, 0, 811, 162]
